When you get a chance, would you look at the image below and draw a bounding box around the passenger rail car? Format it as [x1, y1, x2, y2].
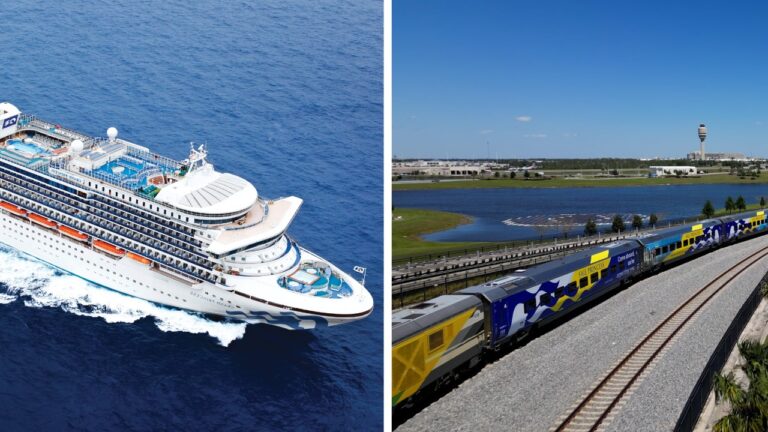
[392, 210, 768, 408]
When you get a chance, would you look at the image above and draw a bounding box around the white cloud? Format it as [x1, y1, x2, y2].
[480, 129, 493, 135]
[515, 115, 532, 122]
[524, 133, 547, 139]
[562, 132, 578, 137]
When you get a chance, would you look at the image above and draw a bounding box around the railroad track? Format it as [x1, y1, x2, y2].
[550, 247, 768, 432]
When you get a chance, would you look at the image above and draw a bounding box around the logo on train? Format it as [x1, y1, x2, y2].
[2, 115, 18, 129]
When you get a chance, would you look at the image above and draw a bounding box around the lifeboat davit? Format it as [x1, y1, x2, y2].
[126, 252, 151, 264]
[0, 201, 26, 216]
[93, 240, 125, 256]
[59, 225, 89, 242]
[28, 213, 57, 229]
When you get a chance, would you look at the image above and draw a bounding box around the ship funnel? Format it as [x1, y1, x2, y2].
[0, 102, 21, 140]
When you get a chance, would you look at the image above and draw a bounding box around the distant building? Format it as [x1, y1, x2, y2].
[686, 151, 747, 161]
[649, 166, 697, 177]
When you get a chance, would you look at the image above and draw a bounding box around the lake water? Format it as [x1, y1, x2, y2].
[0, 0, 382, 430]
[394, 184, 768, 242]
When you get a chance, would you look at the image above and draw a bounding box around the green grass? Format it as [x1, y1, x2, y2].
[392, 208, 491, 260]
[393, 174, 768, 191]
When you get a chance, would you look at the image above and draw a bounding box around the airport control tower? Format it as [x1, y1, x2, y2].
[698, 124, 707, 160]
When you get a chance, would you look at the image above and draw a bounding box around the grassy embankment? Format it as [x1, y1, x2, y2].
[393, 174, 768, 191]
[392, 208, 492, 260]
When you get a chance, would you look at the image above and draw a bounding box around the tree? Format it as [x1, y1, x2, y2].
[510, 171, 516, 179]
[649, 213, 658, 227]
[584, 218, 597, 236]
[611, 215, 625, 233]
[726, 196, 735, 214]
[631, 214, 643, 230]
[702, 200, 715, 218]
[712, 339, 768, 432]
[736, 195, 746, 211]
[611, 168, 619, 176]
[524, 170, 530, 179]
[494, 171, 500, 178]
[761, 197, 766, 208]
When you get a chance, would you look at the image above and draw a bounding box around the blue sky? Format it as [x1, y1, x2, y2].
[394, 1, 768, 159]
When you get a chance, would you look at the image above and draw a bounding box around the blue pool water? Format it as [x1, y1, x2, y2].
[0, 1, 382, 431]
[7, 140, 47, 157]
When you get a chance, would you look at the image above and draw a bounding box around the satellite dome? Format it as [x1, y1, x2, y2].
[71, 139, 84, 153]
[107, 127, 118, 141]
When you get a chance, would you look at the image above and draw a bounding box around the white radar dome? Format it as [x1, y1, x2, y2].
[107, 127, 118, 141]
[71, 139, 84, 153]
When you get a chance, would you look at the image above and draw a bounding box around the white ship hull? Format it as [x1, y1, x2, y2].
[0, 211, 370, 330]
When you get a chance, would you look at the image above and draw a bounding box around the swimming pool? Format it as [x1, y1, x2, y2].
[7, 139, 48, 157]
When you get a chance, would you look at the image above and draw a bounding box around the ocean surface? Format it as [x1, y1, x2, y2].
[394, 184, 768, 241]
[0, 1, 382, 430]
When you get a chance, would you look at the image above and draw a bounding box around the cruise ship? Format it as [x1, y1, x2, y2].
[0, 103, 373, 329]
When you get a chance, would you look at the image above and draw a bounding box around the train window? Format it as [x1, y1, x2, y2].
[653, 248, 660, 257]
[541, 293, 552, 305]
[670, 243, 676, 251]
[662, 245, 669, 254]
[600, 269, 607, 279]
[524, 299, 536, 313]
[619, 261, 625, 270]
[428, 330, 444, 351]
[676, 241, 682, 249]
[579, 276, 588, 288]
[610, 264, 617, 273]
[566, 282, 577, 295]
[590, 272, 598, 284]
[554, 287, 564, 298]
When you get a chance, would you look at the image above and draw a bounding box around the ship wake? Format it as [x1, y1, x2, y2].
[0, 247, 247, 346]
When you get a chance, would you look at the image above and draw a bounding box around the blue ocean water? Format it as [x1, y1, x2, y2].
[0, 1, 382, 430]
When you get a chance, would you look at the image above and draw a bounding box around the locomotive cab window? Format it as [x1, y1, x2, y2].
[600, 269, 607, 279]
[590, 272, 598, 284]
[428, 330, 444, 351]
[579, 276, 588, 288]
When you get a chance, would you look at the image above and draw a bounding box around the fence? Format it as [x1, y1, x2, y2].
[673, 272, 768, 431]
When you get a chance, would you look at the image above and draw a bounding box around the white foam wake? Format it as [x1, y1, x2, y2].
[0, 247, 247, 346]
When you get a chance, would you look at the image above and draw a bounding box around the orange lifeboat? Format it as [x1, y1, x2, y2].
[126, 252, 151, 264]
[28, 213, 57, 229]
[0, 201, 26, 216]
[93, 239, 125, 256]
[59, 225, 89, 242]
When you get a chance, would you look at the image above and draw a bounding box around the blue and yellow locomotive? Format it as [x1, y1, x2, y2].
[393, 209, 768, 407]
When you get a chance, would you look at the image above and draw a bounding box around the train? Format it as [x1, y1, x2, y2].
[392, 209, 767, 407]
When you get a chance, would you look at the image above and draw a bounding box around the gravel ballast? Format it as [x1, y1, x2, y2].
[395, 235, 768, 432]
